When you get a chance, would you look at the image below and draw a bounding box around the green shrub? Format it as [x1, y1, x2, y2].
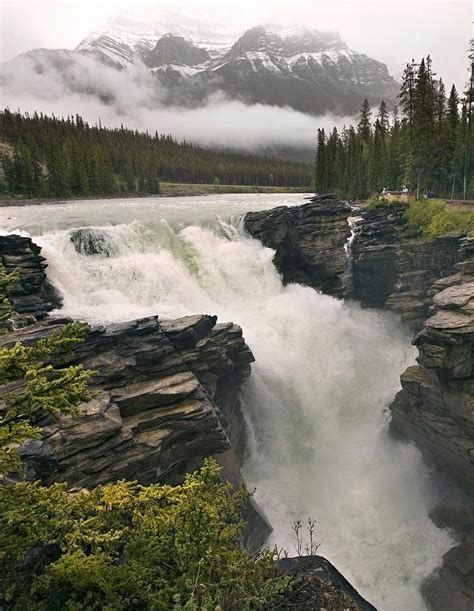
[425, 208, 474, 238]
[367, 195, 407, 210]
[0, 460, 288, 610]
[406, 199, 474, 238]
[406, 199, 446, 234]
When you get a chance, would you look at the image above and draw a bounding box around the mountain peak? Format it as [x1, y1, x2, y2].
[144, 33, 210, 68]
[228, 26, 283, 56]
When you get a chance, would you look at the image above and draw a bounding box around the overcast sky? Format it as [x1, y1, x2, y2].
[1, 0, 471, 90]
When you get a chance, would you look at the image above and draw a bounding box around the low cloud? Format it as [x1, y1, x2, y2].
[0, 51, 355, 154]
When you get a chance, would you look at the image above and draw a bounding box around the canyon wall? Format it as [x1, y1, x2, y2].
[244, 194, 351, 296]
[350, 204, 462, 331]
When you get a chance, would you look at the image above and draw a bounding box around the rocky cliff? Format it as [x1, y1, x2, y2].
[390, 237, 474, 491]
[0, 234, 61, 327]
[2, 314, 253, 488]
[388, 237, 474, 611]
[244, 194, 351, 296]
[351, 204, 462, 331]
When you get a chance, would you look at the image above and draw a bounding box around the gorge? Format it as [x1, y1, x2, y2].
[1, 193, 472, 610]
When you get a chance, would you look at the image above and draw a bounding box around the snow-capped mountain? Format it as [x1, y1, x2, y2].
[73, 24, 399, 114]
[5, 24, 399, 117]
[76, 26, 158, 68]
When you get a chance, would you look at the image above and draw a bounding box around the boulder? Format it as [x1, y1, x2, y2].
[278, 556, 376, 610]
[70, 227, 114, 256]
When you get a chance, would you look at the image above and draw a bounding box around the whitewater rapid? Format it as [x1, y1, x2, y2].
[1, 196, 455, 610]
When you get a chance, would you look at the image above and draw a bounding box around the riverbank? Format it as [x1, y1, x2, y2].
[0, 182, 310, 207]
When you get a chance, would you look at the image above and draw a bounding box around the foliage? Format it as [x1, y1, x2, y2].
[406, 198, 474, 238]
[0, 264, 18, 334]
[0, 265, 95, 475]
[0, 459, 288, 610]
[315, 51, 473, 200]
[0, 110, 311, 198]
[366, 195, 407, 210]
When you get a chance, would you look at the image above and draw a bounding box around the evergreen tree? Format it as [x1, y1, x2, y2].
[312, 52, 473, 200]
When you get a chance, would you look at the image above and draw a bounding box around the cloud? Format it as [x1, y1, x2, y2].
[1, 1, 471, 92]
[0, 51, 354, 153]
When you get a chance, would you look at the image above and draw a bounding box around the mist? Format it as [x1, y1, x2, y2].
[0, 51, 355, 153]
[2, 1, 471, 91]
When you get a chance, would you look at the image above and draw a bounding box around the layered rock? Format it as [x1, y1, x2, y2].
[0, 234, 60, 325]
[390, 275, 474, 491]
[244, 194, 351, 296]
[351, 204, 462, 331]
[1, 314, 254, 489]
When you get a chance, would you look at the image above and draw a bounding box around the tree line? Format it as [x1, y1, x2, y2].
[315, 48, 474, 199]
[0, 109, 311, 197]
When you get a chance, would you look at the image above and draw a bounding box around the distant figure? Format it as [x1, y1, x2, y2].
[402, 185, 409, 193]
[382, 187, 389, 195]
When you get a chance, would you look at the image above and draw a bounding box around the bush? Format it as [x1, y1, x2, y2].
[0, 460, 288, 610]
[406, 199, 474, 238]
[366, 194, 407, 210]
[425, 208, 474, 238]
[406, 199, 446, 233]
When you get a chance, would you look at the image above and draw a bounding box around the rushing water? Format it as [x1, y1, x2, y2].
[0, 195, 455, 610]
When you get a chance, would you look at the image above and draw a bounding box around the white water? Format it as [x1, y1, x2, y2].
[0, 195, 455, 610]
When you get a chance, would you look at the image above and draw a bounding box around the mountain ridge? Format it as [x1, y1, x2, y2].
[6, 24, 399, 117]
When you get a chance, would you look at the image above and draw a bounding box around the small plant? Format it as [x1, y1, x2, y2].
[292, 517, 321, 557]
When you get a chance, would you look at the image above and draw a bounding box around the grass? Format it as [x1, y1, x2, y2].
[159, 182, 310, 194]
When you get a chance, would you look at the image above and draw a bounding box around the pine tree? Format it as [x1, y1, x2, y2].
[358, 99, 372, 143]
[315, 128, 327, 193]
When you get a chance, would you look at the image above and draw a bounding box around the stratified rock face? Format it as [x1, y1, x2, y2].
[351, 205, 462, 331]
[0, 314, 254, 488]
[0, 234, 61, 326]
[244, 194, 351, 296]
[278, 556, 376, 610]
[390, 264, 474, 490]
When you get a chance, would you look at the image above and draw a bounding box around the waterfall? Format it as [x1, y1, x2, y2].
[341, 214, 362, 296]
[8, 199, 453, 611]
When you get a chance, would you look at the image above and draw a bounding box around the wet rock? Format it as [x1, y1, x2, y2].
[422, 507, 474, 611]
[70, 228, 114, 256]
[244, 194, 351, 297]
[0, 234, 61, 324]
